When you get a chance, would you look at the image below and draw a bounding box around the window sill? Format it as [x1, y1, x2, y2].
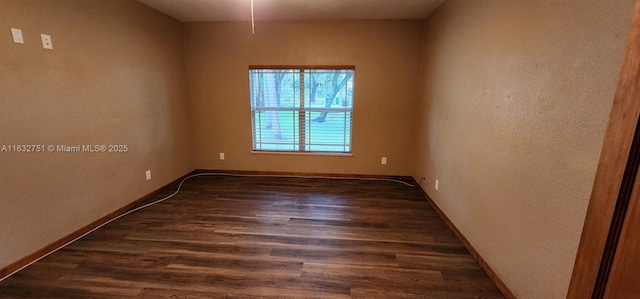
[251, 151, 353, 157]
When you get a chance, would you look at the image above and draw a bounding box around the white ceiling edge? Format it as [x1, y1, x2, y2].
[135, 0, 446, 22]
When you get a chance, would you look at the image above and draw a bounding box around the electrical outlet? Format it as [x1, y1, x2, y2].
[41, 33, 52, 49]
[219, 152, 225, 160]
[145, 170, 151, 181]
[435, 179, 439, 191]
[381, 157, 387, 165]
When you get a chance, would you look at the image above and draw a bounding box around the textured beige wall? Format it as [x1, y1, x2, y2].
[414, 1, 634, 298]
[185, 21, 422, 175]
[0, 0, 194, 269]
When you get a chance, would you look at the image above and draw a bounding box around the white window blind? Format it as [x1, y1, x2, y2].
[249, 67, 354, 153]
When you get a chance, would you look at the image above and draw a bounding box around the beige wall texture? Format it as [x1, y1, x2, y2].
[185, 21, 423, 175]
[2, 0, 636, 296]
[0, 0, 194, 269]
[414, 1, 634, 298]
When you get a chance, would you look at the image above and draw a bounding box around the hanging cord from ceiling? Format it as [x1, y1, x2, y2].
[251, 0, 255, 34]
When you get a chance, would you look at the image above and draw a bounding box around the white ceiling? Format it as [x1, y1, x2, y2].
[135, 0, 446, 22]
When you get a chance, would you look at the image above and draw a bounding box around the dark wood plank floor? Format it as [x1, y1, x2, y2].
[0, 175, 504, 298]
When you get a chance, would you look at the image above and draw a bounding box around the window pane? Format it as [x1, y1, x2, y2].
[252, 110, 298, 151]
[304, 70, 354, 109]
[250, 69, 300, 109]
[305, 111, 352, 152]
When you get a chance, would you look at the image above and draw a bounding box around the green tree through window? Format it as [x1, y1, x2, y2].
[249, 67, 354, 153]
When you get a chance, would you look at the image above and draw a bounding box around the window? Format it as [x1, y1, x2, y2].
[249, 67, 354, 153]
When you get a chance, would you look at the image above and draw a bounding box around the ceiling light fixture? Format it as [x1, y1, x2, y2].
[251, 0, 255, 34]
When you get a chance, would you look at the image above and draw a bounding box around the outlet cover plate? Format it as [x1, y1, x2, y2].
[41, 33, 52, 49]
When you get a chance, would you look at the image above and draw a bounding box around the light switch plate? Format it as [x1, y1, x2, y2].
[41, 33, 52, 49]
[11, 28, 24, 44]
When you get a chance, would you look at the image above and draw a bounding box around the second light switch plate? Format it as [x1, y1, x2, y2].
[11, 28, 24, 44]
